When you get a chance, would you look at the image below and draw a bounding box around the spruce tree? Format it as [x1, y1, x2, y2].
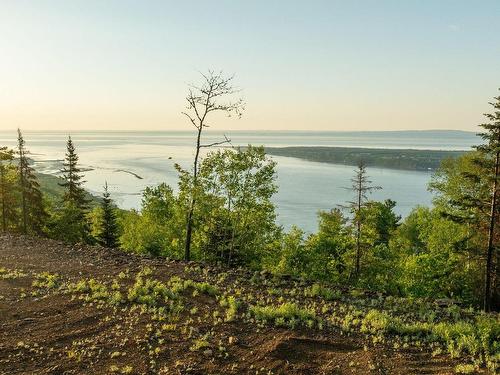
[98, 182, 119, 248]
[476, 91, 500, 311]
[17, 129, 47, 234]
[57, 136, 90, 242]
[60, 136, 89, 209]
[0, 146, 17, 232]
[344, 161, 381, 279]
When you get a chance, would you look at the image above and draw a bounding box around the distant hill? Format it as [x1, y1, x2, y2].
[37, 172, 101, 205]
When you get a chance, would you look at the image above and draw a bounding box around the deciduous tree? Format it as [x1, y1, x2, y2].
[181, 71, 244, 260]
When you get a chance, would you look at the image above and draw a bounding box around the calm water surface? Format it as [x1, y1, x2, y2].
[0, 130, 476, 232]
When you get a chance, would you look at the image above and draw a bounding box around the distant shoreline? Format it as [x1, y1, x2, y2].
[262, 146, 467, 172]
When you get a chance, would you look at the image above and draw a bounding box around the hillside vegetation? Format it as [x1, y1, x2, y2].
[1, 234, 498, 374]
[2, 79, 500, 375]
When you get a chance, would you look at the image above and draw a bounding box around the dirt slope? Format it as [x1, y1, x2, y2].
[0, 234, 462, 374]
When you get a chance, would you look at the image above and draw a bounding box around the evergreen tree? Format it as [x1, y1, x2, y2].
[98, 182, 119, 248]
[60, 136, 89, 209]
[0, 146, 17, 232]
[476, 91, 500, 311]
[430, 91, 500, 311]
[344, 161, 381, 279]
[17, 129, 47, 234]
[54, 136, 90, 243]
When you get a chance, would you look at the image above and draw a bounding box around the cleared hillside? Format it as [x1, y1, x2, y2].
[0, 235, 495, 374]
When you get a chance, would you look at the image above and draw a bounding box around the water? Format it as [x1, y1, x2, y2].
[0, 130, 476, 232]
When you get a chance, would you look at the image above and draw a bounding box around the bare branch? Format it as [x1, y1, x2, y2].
[181, 112, 199, 129]
[200, 135, 232, 148]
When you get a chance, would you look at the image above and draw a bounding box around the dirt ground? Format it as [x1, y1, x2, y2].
[0, 234, 463, 374]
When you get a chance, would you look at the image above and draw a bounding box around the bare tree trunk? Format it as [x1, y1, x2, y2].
[184, 127, 202, 261]
[0, 169, 6, 232]
[19, 149, 28, 234]
[484, 150, 499, 311]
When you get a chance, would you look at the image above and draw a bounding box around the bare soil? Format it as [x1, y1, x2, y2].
[0, 234, 462, 374]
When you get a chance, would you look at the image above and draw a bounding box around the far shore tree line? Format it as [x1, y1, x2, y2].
[0, 74, 498, 312]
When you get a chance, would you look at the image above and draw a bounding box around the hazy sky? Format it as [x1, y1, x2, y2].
[0, 1, 499, 132]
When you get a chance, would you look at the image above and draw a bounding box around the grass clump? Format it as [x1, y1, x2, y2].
[32, 272, 60, 289]
[71, 279, 110, 303]
[127, 274, 176, 307]
[168, 276, 219, 297]
[0, 267, 28, 279]
[250, 302, 317, 328]
[184, 279, 219, 296]
[190, 337, 210, 351]
[305, 283, 341, 301]
[358, 308, 499, 371]
[454, 363, 478, 374]
[361, 309, 392, 334]
[219, 295, 241, 322]
[431, 315, 499, 371]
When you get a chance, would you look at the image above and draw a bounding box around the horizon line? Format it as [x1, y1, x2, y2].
[0, 128, 477, 134]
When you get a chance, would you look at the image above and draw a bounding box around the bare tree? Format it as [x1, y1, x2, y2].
[181, 71, 244, 261]
[343, 161, 381, 279]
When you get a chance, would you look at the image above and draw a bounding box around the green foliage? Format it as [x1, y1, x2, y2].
[357, 308, 499, 371]
[50, 136, 90, 244]
[250, 302, 318, 328]
[184, 280, 219, 296]
[48, 202, 92, 244]
[360, 309, 392, 334]
[304, 283, 341, 301]
[17, 129, 48, 234]
[305, 209, 352, 282]
[0, 267, 28, 279]
[59, 136, 89, 210]
[127, 273, 176, 307]
[268, 226, 309, 277]
[97, 182, 120, 248]
[392, 206, 481, 304]
[219, 295, 240, 322]
[120, 147, 280, 265]
[196, 146, 279, 266]
[454, 364, 478, 374]
[0, 146, 18, 232]
[189, 337, 210, 351]
[119, 184, 183, 257]
[32, 272, 60, 289]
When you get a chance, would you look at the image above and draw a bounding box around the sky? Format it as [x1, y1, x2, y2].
[0, 0, 499, 132]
